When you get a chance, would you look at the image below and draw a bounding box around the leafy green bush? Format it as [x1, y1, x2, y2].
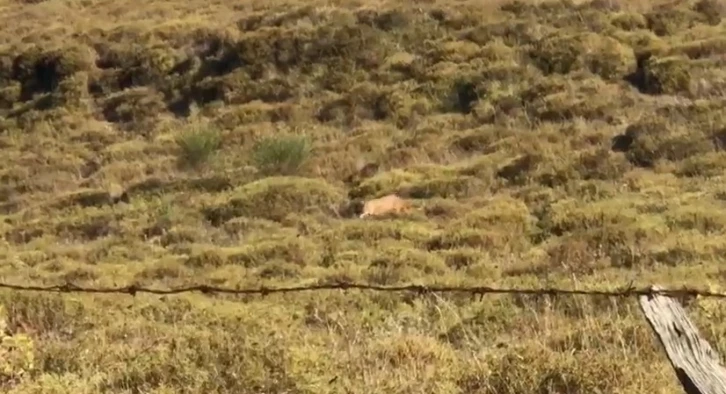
[251, 134, 311, 176]
[640, 55, 692, 95]
[529, 32, 635, 81]
[202, 176, 345, 224]
[175, 124, 222, 168]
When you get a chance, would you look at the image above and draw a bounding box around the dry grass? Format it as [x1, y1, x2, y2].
[2, 0, 726, 392]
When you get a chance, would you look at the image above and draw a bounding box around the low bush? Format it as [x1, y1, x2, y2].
[251, 134, 312, 176]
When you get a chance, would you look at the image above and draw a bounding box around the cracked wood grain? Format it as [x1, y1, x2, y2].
[639, 285, 726, 394]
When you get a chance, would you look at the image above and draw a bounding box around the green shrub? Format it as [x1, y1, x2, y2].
[529, 32, 635, 81]
[644, 5, 707, 36]
[175, 124, 222, 168]
[251, 134, 311, 176]
[202, 176, 345, 224]
[640, 55, 692, 95]
[610, 12, 648, 31]
[693, 0, 726, 25]
[100, 87, 168, 132]
[620, 120, 715, 167]
[676, 152, 726, 178]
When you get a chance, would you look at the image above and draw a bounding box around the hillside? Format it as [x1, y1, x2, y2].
[2, 0, 726, 392]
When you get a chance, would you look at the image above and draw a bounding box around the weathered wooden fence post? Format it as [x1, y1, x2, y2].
[639, 285, 726, 394]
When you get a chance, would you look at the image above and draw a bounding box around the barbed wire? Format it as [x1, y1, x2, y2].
[0, 280, 723, 299]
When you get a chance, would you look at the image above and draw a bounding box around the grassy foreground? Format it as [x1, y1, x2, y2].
[2, 0, 726, 392]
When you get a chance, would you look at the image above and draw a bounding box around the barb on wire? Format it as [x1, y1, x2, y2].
[0, 281, 723, 299]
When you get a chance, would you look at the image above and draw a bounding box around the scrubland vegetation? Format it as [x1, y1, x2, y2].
[2, 0, 726, 392]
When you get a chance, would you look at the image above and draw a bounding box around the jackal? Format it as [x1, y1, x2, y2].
[359, 194, 414, 218]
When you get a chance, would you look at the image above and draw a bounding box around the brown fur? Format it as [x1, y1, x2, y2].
[359, 194, 414, 218]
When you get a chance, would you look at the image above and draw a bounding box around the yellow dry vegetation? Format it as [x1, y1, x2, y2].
[1, 0, 726, 392]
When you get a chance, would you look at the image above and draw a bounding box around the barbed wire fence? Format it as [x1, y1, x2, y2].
[0, 280, 724, 299]
[1, 279, 725, 391]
